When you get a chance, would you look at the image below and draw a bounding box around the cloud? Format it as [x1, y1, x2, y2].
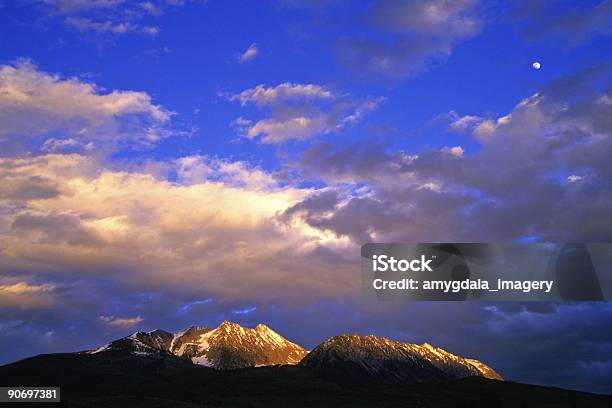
[142, 1, 164, 15]
[238, 43, 259, 62]
[11, 212, 104, 247]
[510, 0, 612, 46]
[442, 111, 483, 133]
[228, 83, 381, 144]
[285, 66, 612, 243]
[39, 0, 192, 15]
[335, 0, 483, 78]
[0, 152, 354, 312]
[63, 17, 160, 36]
[232, 306, 257, 315]
[175, 155, 279, 190]
[0, 282, 56, 296]
[99, 315, 144, 328]
[64, 17, 135, 34]
[246, 116, 331, 144]
[0, 176, 62, 201]
[0, 61, 172, 151]
[230, 83, 334, 106]
[0, 58, 610, 395]
[34, 0, 192, 38]
[443, 146, 465, 157]
[41, 137, 93, 153]
[369, 0, 481, 37]
[0, 278, 58, 310]
[40, 0, 125, 14]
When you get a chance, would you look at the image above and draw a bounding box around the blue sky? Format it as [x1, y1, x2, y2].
[1, 0, 612, 394]
[4, 0, 609, 164]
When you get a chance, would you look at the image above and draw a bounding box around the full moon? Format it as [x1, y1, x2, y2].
[532, 62, 541, 70]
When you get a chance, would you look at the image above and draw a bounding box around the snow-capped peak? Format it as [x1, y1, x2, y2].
[87, 324, 502, 381]
[91, 321, 307, 369]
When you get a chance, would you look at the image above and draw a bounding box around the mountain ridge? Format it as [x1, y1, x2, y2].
[298, 333, 502, 384]
[2, 353, 610, 408]
[87, 321, 501, 382]
[8, 321, 612, 407]
[91, 320, 308, 369]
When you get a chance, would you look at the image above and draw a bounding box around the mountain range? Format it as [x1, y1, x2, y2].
[2, 321, 610, 407]
[87, 320, 500, 382]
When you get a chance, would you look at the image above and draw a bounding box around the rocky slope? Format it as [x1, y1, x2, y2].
[299, 334, 502, 383]
[91, 321, 308, 369]
[89, 322, 501, 381]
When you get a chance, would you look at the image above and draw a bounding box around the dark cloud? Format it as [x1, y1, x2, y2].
[11, 213, 102, 247]
[281, 189, 340, 221]
[510, 0, 612, 46]
[286, 66, 612, 242]
[287, 1, 610, 80]
[0, 176, 61, 200]
[368, 0, 481, 36]
[335, 0, 483, 78]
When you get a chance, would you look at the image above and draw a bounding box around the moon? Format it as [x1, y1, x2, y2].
[532, 62, 541, 70]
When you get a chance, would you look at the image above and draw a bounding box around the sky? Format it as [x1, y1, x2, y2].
[1, 0, 612, 394]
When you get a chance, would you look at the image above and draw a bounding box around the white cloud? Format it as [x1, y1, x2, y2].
[41, 0, 125, 14]
[443, 146, 464, 157]
[446, 111, 483, 133]
[36, 0, 192, 38]
[247, 116, 330, 144]
[231, 83, 334, 106]
[0, 61, 172, 150]
[99, 315, 144, 328]
[64, 17, 135, 34]
[142, 26, 161, 36]
[175, 155, 278, 190]
[63, 17, 161, 36]
[42, 138, 94, 153]
[444, 96, 542, 141]
[229, 83, 381, 144]
[238, 43, 259, 63]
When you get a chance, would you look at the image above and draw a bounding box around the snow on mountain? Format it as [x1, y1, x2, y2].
[464, 358, 503, 380]
[89, 323, 501, 381]
[91, 321, 307, 369]
[170, 320, 308, 369]
[89, 329, 175, 357]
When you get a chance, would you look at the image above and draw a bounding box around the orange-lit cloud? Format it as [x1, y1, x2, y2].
[0, 153, 355, 311]
[0, 279, 57, 309]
